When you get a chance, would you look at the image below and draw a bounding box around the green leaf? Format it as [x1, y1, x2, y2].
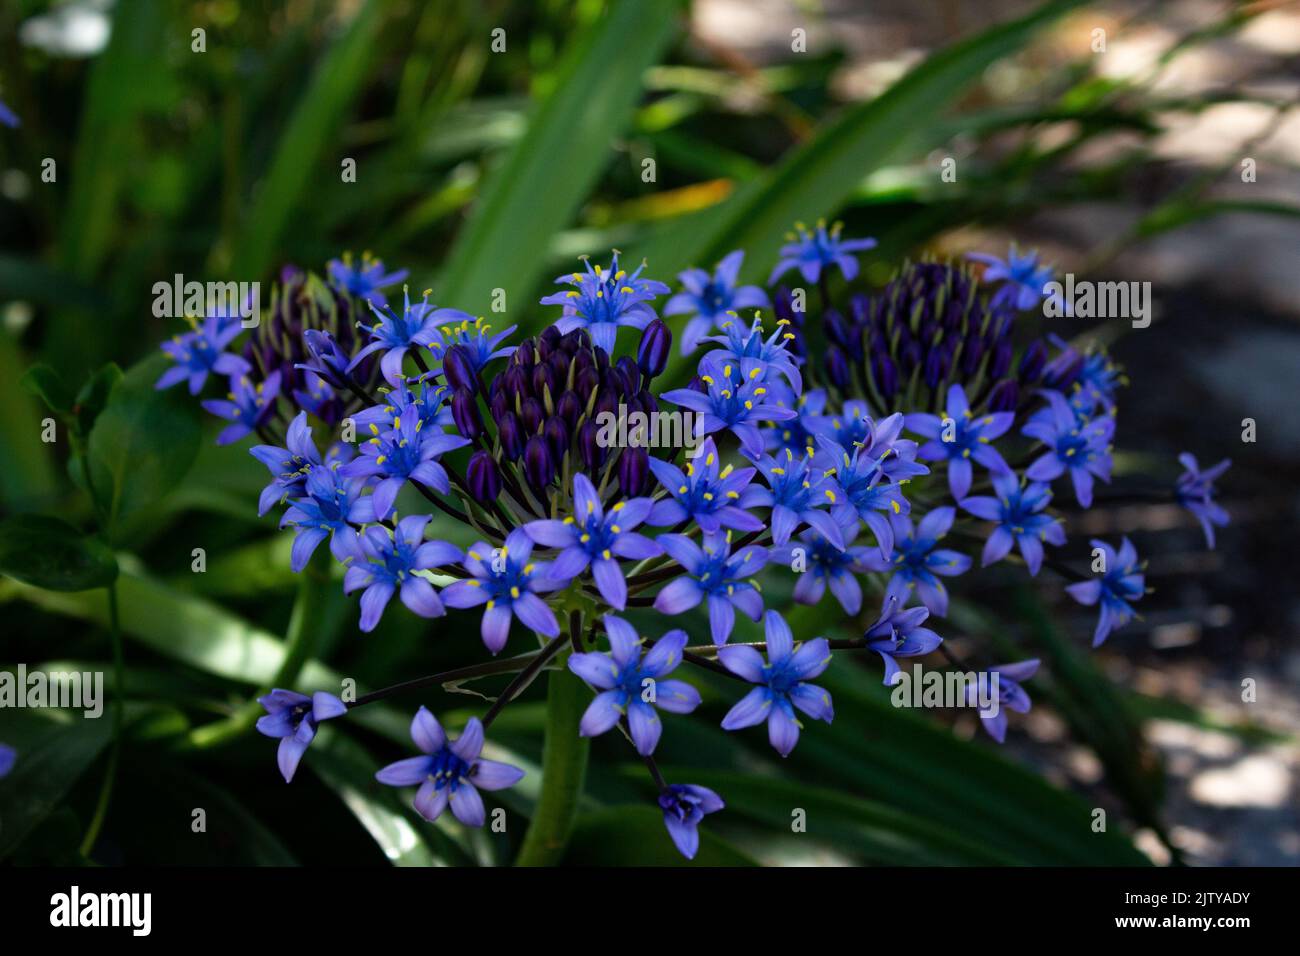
[0, 709, 114, 860]
[81, 356, 201, 543]
[656, 767, 1019, 865]
[72, 363, 123, 438]
[19, 364, 74, 415]
[628, 0, 1082, 354]
[563, 805, 759, 866]
[0, 514, 118, 592]
[435, 0, 681, 315]
[310, 728, 466, 866]
[229, 0, 385, 280]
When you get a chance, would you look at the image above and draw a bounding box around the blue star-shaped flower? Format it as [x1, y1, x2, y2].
[1022, 390, 1114, 507]
[863, 594, 944, 686]
[568, 614, 701, 755]
[376, 709, 524, 827]
[339, 405, 470, 519]
[967, 246, 1061, 312]
[662, 355, 795, 458]
[539, 252, 670, 354]
[1066, 537, 1145, 647]
[156, 312, 249, 395]
[327, 251, 408, 308]
[960, 471, 1064, 575]
[440, 529, 568, 653]
[201, 371, 281, 445]
[341, 515, 461, 632]
[521, 473, 661, 610]
[255, 688, 347, 782]
[746, 445, 845, 548]
[769, 220, 876, 285]
[770, 517, 888, 615]
[665, 250, 769, 354]
[1176, 452, 1230, 549]
[883, 506, 971, 616]
[652, 531, 768, 644]
[718, 610, 833, 757]
[905, 384, 1016, 499]
[647, 437, 764, 535]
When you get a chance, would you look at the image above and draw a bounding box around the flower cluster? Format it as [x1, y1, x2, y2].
[154, 233, 1229, 861]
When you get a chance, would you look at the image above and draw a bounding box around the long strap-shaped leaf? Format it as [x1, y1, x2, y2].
[631, 0, 1083, 372]
[436, 0, 682, 315]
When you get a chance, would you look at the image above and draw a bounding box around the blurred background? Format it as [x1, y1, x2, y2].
[1, 0, 1297, 866]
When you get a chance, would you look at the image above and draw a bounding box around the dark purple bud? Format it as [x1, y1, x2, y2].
[637, 389, 658, 414]
[501, 366, 530, 402]
[826, 345, 850, 389]
[519, 396, 544, 434]
[466, 450, 502, 504]
[514, 340, 535, 368]
[1018, 340, 1048, 383]
[924, 346, 950, 390]
[987, 378, 1020, 412]
[540, 326, 562, 349]
[616, 355, 642, 395]
[556, 390, 582, 427]
[872, 353, 899, 400]
[1042, 344, 1084, 390]
[618, 446, 650, 497]
[543, 415, 569, 463]
[443, 345, 477, 394]
[594, 389, 620, 420]
[989, 340, 1013, 380]
[637, 319, 672, 378]
[578, 420, 606, 470]
[575, 366, 600, 402]
[532, 364, 556, 401]
[489, 392, 509, 422]
[523, 435, 555, 489]
[498, 412, 523, 461]
[823, 309, 851, 350]
[849, 293, 871, 326]
[451, 389, 483, 439]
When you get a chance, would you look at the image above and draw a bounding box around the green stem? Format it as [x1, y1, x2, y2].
[514, 667, 590, 867]
[182, 548, 333, 749]
[79, 579, 123, 858]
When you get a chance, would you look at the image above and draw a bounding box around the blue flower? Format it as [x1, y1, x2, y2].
[661, 355, 795, 458]
[1176, 452, 1230, 549]
[863, 595, 944, 686]
[352, 377, 454, 435]
[568, 614, 701, 755]
[296, 329, 355, 391]
[350, 289, 474, 385]
[771, 518, 888, 615]
[769, 220, 876, 285]
[665, 250, 769, 354]
[905, 384, 1015, 499]
[718, 610, 833, 757]
[746, 446, 845, 548]
[0, 743, 15, 778]
[1066, 537, 1145, 647]
[1075, 346, 1125, 412]
[250, 411, 324, 516]
[883, 506, 971, 616]
[960, 472, 1065, 575]
[700, 314, 802, 394]
[815, 433, 910, 559]
[281, 461, 376, 571]
[255, 688, 347, 782]
[764, 386, 826, 457]
[327, 251, 408, 308]
[341, 515, 461, 632]
[376, 709, 524, 827]
[967, 246, 1061, 312]
[539, 253, 671, 354]
[440, 529, 567, 653]
[339, 405, 470, 520]
[521, 473, 661, 610]
[658, 783, 724, 860]
[965, 659, 1040, 743]
[1022, 390, 1114, 507]
[653, 532, 767, 644]
[156, 312, 249, 395]
[201, 371, 281, 445]
[646, 437, 764, 535]
[424, 315, 516, 374]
